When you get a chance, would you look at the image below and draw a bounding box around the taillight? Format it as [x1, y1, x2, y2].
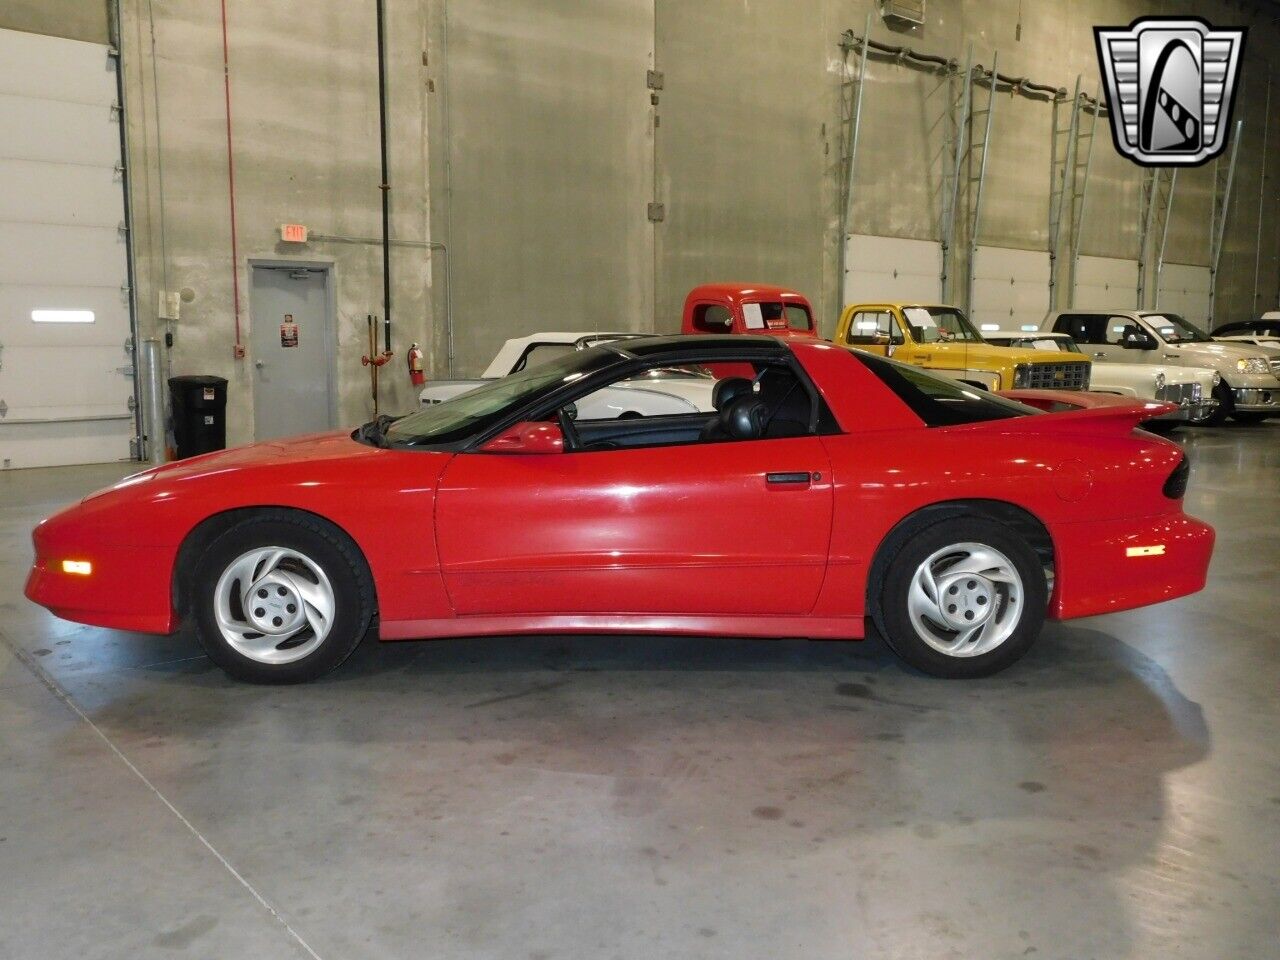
[1163, 456, 1190, 499]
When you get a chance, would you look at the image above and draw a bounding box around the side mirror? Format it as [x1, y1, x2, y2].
[1122, 330, 1155, 350]
[480, 420, 564, 454]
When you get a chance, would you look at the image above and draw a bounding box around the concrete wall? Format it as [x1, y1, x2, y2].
[0, 1, 108, 44]
[67, 0, 1280, 443]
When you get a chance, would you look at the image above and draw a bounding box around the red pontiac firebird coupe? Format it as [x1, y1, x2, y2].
[26, 336, 1214, 683]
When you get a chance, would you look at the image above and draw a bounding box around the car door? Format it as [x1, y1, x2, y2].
[840, 308, 898, 358]
[434, 433, 834, 618]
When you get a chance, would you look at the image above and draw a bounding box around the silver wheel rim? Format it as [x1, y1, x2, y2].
[906, 542, 1024, 658]
[213, 546, 335, 664]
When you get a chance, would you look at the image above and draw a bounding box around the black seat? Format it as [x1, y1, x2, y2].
[716, 393, 768, 441]
[699, 377, 755, 441]
[756, 369, 810, 438]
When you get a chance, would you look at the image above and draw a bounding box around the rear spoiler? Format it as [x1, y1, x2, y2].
[955, 401, 1177, 437]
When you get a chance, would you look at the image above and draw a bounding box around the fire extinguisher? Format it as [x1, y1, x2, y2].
[407, 342, 426, 386]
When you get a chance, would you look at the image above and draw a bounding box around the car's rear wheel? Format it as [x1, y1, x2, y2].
[873, 518, 1047, 678]
[191, 512, 373, 683]
[1187, 382, 1232, 426]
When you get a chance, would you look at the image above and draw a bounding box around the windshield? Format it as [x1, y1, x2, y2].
[1145, 313, 1210, 344]
[902, 306, 982, 344]
[386, 347, 618, 445]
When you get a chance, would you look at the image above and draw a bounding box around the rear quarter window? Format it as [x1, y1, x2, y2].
[854, 352, 1036, 426]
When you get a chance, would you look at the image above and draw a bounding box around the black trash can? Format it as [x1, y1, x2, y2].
[169, 375, 229, 459]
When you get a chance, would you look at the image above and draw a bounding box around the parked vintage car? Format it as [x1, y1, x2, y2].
[984, 331, 1218, 429]
[420, 331, 716, 418]
[1043, 310, 1280, 425]
[27, 335, 1213, 684]
[680, 283, 819, 338]
[836, 302, 1092, 392]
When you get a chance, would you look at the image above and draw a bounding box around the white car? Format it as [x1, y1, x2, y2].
[420, 332, 717, 419]
[984, 331, 1219, 428]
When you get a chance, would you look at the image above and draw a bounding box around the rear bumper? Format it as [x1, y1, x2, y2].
[24, 541, 178, 635]
[1048, 513, 1214, 621]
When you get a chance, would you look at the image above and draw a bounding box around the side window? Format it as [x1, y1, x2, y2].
[1053, 314, 1105, 344]
[844, 310, 898, 345]
[1105, 316, 1139, 346]
[783, 304, 813, 331]
[691, 303, 733, 332]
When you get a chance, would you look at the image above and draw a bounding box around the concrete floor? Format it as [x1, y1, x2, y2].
[1, 425, 1278, 960]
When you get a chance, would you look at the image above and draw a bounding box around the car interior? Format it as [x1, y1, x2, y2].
[563, 361, 823, 452]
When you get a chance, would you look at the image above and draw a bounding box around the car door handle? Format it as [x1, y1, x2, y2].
[766, 471, 817, 485]
[1092, 351, 1107, 359]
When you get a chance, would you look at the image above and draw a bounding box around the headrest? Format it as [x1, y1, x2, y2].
[720, 393, 767, 441]
[712, 376, 753, 411]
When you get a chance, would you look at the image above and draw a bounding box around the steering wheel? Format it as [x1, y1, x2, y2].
[556, 404, 581, 451]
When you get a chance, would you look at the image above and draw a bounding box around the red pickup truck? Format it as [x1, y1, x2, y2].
[681, 283, 818, 339]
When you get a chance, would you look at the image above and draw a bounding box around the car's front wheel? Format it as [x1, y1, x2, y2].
[191, 512, 374, 683]
[873, 518, 1047, 678]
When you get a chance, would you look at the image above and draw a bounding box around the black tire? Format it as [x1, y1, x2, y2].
[872, 517, 1047, 679]
[1230, 411, 1270, 425]
[191, 510, 374, 683]
[1187, 381, 1233, 427]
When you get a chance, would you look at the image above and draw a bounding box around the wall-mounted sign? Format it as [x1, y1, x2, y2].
[280, 223, 309, 243]
[280, 314, 299, 348]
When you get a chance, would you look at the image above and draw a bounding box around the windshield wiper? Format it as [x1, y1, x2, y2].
[356, 414, 399, 448]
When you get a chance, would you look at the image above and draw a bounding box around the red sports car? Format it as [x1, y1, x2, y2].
[26, 336, 1214, 683]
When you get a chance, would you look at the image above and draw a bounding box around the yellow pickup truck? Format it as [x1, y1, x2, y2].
[834, 302, 1091, 391]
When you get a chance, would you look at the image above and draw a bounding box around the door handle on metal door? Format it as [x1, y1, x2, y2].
[766, 471, 816, 486]
[1092, 351, 1107, 359]
[255, 360, 265, 369]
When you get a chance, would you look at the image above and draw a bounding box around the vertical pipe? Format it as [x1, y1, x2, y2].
[943, 47, 973, 303]
[376, 0, 393, 348]
[838, 13, 872, 309]
[968, 52, 997, 315]
[1068, 92, 1100, 308]
[219, 0, 243, 355]
[1209, 120, 1243, 324]
[1253, 69, 1271, 313]
[108, 0, 144, 460]
[139, 339, 166, 464]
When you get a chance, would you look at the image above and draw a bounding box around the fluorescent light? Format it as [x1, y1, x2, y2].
[32, 310, 95, 324]
[61, 559, 93, 575]
[980, 323, 999, 331]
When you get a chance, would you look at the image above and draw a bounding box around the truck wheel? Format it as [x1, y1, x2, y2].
[1187, 382, 1233, 427]
[191, 512, 373, 683]
[873, 518, 1047, 679]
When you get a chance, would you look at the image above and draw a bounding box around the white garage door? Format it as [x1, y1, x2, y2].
[843, 234, 942, 307]
[0, 28, 136, 470]
[1157, 263, 1211, 330]
[1074, 256, 1139, 311]
[971, 246, 1050, 332]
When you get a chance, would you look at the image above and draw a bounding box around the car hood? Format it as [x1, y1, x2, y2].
[1162, 340, 1269, 363]
[88, 430, 383, 500]
[966, 343, 1090, 365]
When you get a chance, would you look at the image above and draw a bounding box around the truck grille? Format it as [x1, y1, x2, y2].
[1023, 361, 1090, 391]
[1155, 381, 1203, 406]
[1270, 359, 1280, 378]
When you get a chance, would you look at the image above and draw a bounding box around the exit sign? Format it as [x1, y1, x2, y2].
[280, 223, 308, 243]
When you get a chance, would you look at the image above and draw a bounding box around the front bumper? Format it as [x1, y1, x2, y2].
[1048, 512, 1214, 621]
[1231, 386, 1280, 413]
[1151, 382, 1217, 422]
[24, 530, 178, 635]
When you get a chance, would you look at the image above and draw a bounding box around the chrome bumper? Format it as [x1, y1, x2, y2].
[1233, 387, 1280, 413]
[1153, 382, 1216, 421]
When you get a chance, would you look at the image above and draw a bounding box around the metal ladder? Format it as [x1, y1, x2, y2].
[1137, 167, 1177, 309]
[964, 52, 998, 314]
[1048, 77, 1100, 309]
[939, 47, 973, 305]
[1208, 119, 1243, 325]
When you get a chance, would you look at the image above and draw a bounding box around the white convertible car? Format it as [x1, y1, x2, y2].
[985, 331, 1218, 428]
[420, 332, 717, 418]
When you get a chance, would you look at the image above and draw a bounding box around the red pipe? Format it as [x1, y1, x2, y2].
[220, 0, 243, 355]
